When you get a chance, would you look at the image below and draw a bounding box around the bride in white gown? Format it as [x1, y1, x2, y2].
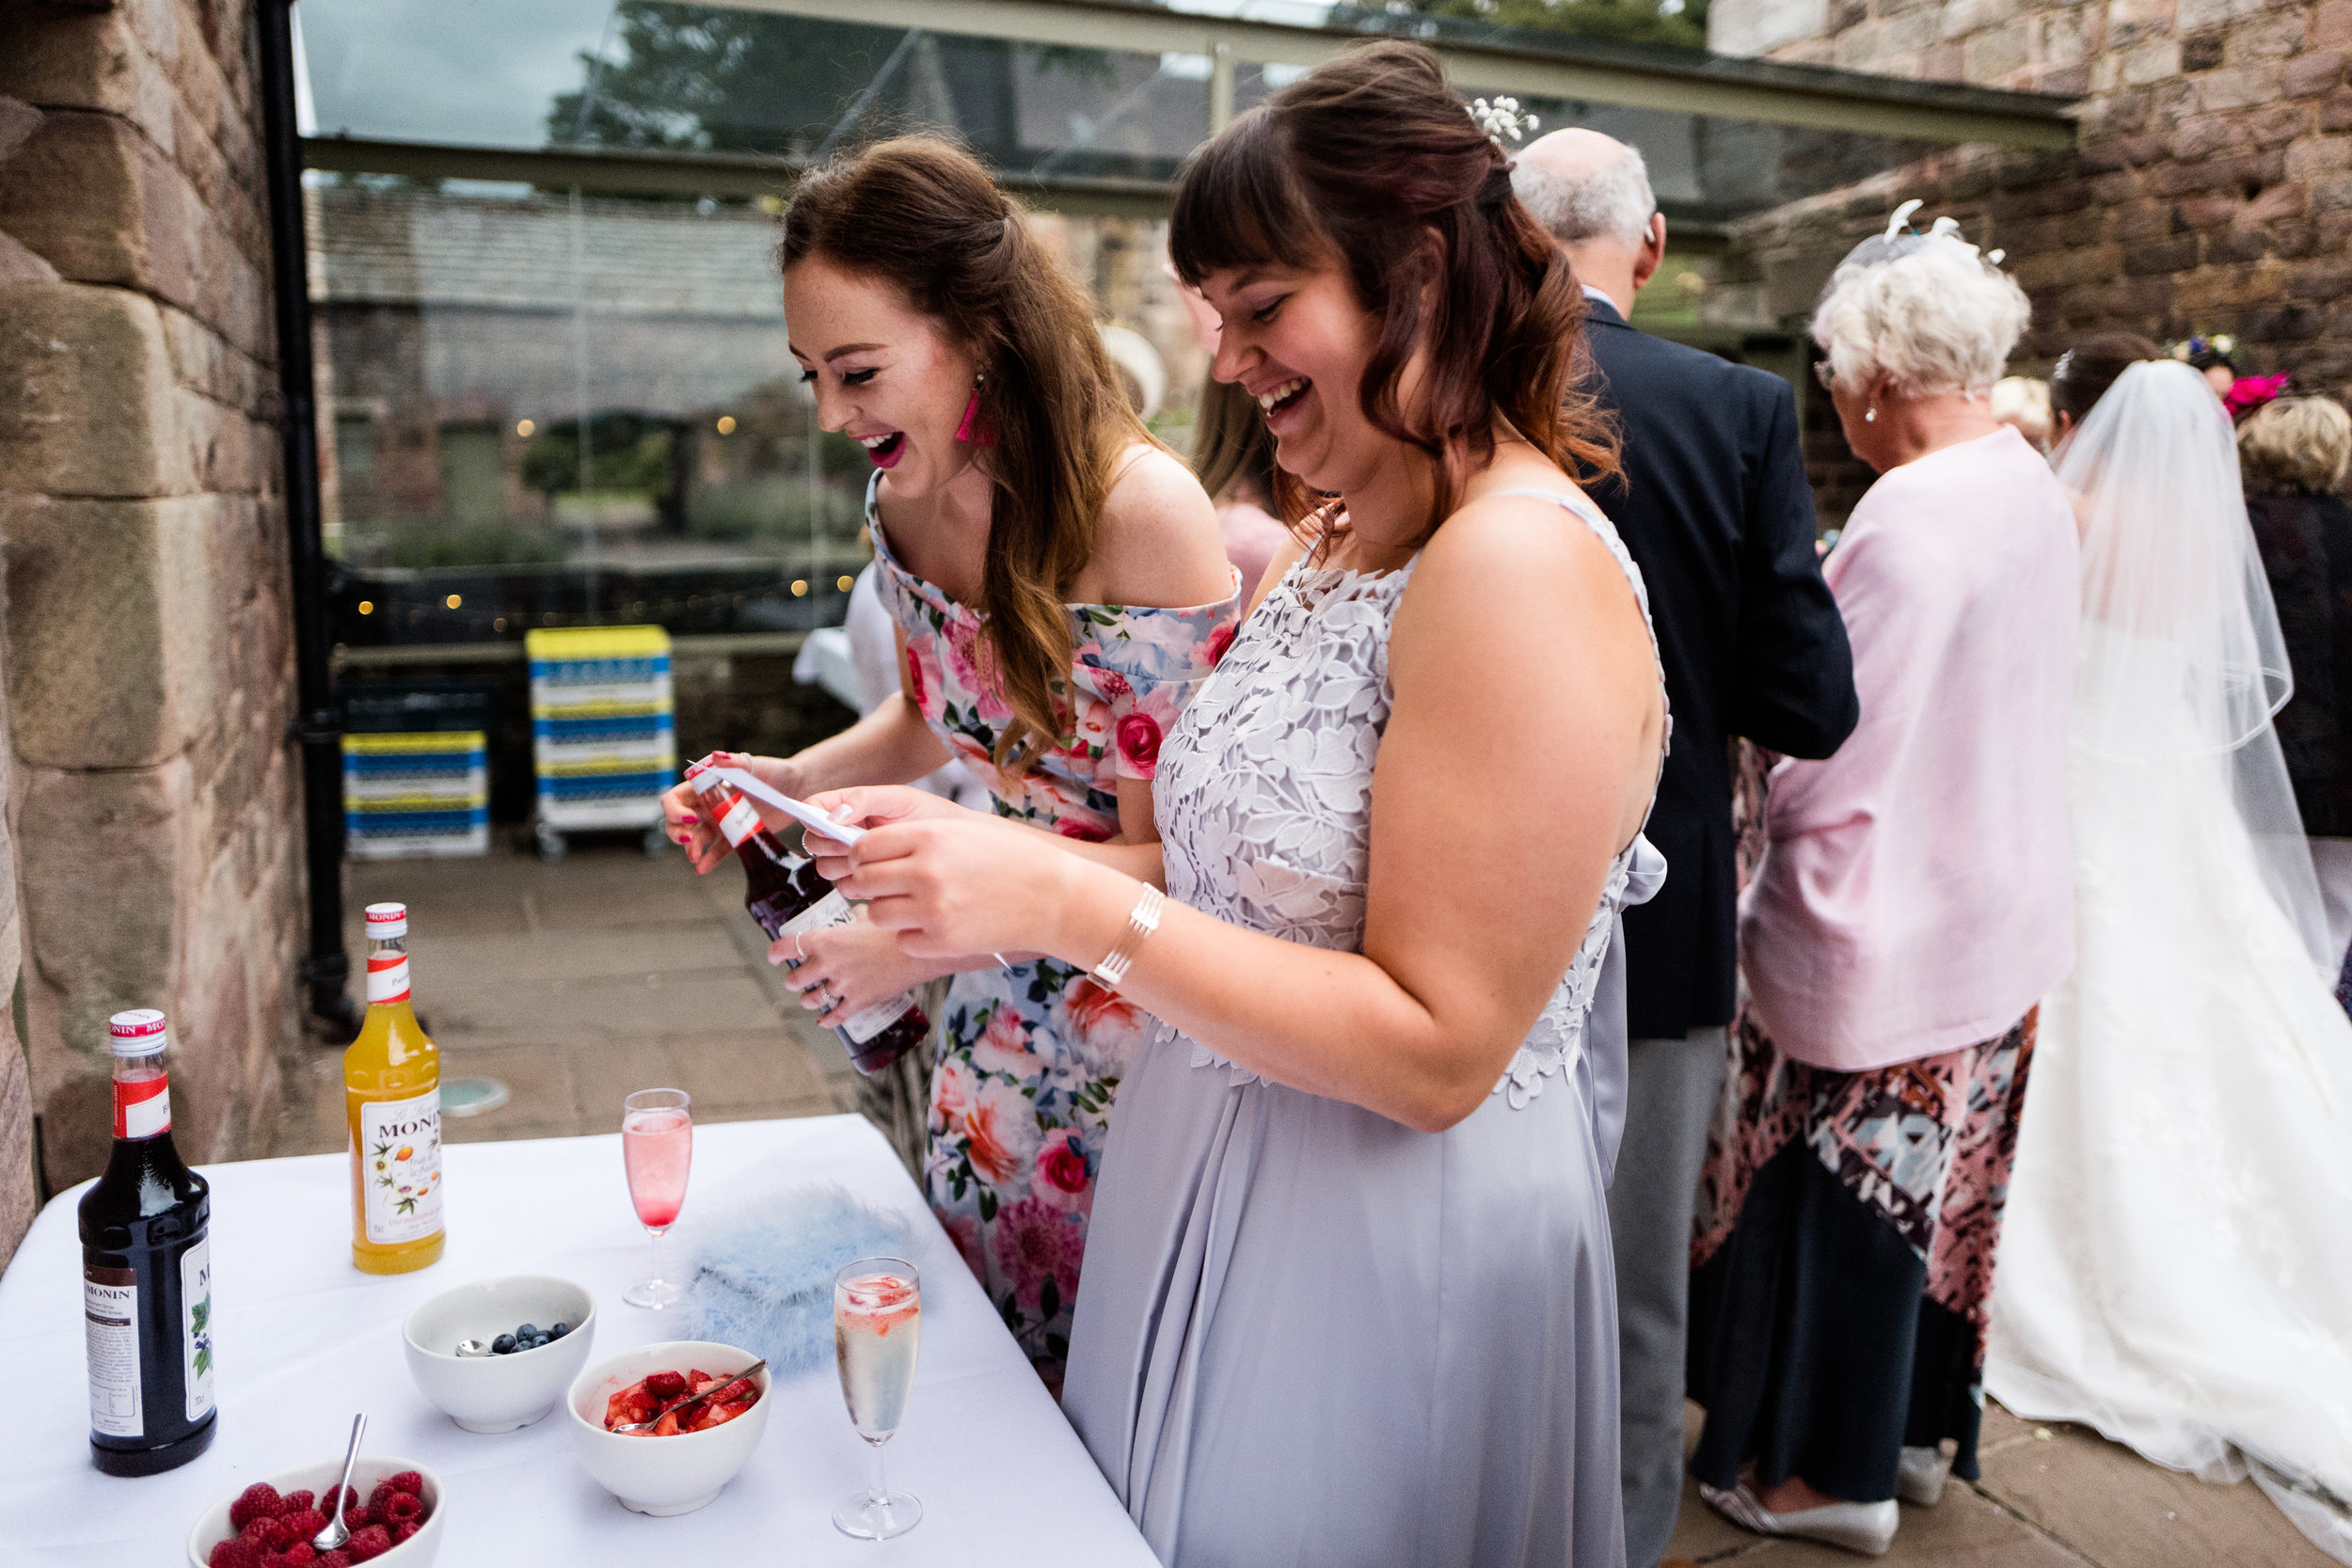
[1986, 358, 2352, 1562]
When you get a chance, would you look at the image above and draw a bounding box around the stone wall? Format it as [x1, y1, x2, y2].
[1707, 0, 2352, 521]
[0, 0, 301, 1235]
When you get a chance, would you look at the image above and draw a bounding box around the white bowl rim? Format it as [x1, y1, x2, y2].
[187, 1452, 443, 1565]
[565, 1340, 771, 1445]
[401, 1274, 598, 1364]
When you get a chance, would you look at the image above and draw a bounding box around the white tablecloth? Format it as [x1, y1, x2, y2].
[0, 1116, 1156, 1567]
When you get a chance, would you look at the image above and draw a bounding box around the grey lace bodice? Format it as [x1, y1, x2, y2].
[1152, 489, 1668, 1110]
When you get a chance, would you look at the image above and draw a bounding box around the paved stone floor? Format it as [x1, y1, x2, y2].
[275, 841, 2334, 1568]
[1665, 1401, 2333, 1566]
[271, 836, 860, 1160]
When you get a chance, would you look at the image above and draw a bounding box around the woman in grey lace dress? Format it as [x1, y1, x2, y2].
[806, 44, 1664, 1567]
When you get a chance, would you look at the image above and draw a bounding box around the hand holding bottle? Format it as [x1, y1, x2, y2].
[806, 789, 1111, 966]
[796, 785, 976, 885]
[663, 752, 810, 872]
[777, 909, 952, 1030]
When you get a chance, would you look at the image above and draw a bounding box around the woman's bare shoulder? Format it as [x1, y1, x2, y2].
[1086, 444, 1236, 608]
[1402, 477, 1652, 667]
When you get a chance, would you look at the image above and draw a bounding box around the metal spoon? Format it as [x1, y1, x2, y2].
[453, 1338, 493, 1357]
[313, 1413, 366, 1552]
[610, 1362, 767, 1433]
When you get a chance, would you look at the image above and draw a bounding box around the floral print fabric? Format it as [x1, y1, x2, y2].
[867, 477, 1240, 1380]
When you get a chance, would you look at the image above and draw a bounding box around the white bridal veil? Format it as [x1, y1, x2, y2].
[2054, 358, 2335, 974]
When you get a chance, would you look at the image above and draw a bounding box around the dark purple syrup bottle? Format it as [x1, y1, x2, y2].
[686, 764, 929, 1074]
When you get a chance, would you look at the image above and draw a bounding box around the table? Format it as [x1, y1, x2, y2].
[0, 1116, 1157, 1567]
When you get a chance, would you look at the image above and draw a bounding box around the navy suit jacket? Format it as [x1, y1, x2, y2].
[1580, 297, 1858, 1038]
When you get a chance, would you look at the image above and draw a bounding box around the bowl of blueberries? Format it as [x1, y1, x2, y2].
[402, 1275, 598, 1433]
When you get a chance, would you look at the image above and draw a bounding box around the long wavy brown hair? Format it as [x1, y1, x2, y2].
[782, 137, 1148, 774]
[1168, 41, 1616, 535]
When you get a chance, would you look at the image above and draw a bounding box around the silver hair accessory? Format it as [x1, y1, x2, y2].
[1467, 95, 1539, 148]
[1831, 198, 2005, 276]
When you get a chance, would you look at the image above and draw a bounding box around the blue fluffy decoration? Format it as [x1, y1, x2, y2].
[678, 1180, 916, 1381]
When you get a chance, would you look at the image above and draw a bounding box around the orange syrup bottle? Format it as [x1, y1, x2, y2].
[345, 901, 445, 1273]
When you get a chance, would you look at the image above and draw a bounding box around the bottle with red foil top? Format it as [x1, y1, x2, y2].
[77, 1009, 216, 1475]
[686, 763, 930, 1075]
[344, 902, 444, 1274]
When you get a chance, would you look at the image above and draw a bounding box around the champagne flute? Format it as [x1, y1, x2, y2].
[833, 1257, 922, 1539]
[621, 1088, 691, 1308]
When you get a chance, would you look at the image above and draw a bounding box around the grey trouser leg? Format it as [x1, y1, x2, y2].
[1607, 1026, 1731, 1568]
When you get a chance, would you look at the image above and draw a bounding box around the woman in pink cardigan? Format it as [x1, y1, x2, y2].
[1684, 211, 2081, 1559]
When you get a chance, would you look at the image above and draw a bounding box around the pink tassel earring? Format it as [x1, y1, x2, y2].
[955, 375, 997, 447]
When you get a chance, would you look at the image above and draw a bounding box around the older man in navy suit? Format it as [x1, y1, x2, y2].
[1516, 130, 1859, 1568]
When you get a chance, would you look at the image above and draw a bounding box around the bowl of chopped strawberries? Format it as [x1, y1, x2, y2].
[186, 1457, 443, 1568]
[565, 1340, 771, 1516]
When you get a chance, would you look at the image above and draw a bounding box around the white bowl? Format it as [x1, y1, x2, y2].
[402, 1275, 597, 1433]
[187, 1454, 443, 1567]
[565, 1339, 772, 1517]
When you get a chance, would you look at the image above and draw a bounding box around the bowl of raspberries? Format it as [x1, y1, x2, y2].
[565, 1340, 772, 1516]
[185, 1459, 442, 1568]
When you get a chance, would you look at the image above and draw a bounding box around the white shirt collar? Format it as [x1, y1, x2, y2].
[1582, 284, 1621, 313]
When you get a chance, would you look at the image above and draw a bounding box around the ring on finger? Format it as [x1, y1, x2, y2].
[792, 933, 807, 962]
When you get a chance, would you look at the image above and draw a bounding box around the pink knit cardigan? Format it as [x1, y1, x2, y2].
[1739, 426, 2080, 1071]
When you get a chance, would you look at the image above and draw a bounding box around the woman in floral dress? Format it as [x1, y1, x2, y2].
[661, 137, 1238, 1383]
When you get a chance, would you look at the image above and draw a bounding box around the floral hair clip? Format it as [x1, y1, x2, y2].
[1467, 96, 1539, 148]
[2169, 331, 2237, 362]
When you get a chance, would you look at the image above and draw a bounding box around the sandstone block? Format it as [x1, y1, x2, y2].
[2201, 65, 2282, 113]
[2265, 214, 2319, 257]
[2174, 190, 2242, 228]
[2124, 235, 2201, 273]
[2, 491, 227, 768]
[19, 757, 188, 1085]
[2230, 13, 2307, 63]
[1963, 20, 2034, 82]
[2315, 0, 2352, 51]
[2322, 90, 2352, 131]
[2173, 115, 2250, 161]
[2286, 135, 2352, 180]
[2287, 51, 2348, 98]
[0, 974, 35, 1270]
[2286, 259, 2352, 299]
[2246, 179, 2314, 220]
[0, 108, 271, 360]
[2122, 39, 2182, 87]
[2177, 0, 2272, 30]
[0, 232, 61, 285]
[2249, 103, 2316, 148]
[0, 281, 179, 497]
[1709, 0, 1830, 57]
[0, 96, 40, 164]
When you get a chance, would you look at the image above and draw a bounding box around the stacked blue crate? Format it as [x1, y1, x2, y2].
[527, 626, 677, 839]
[342, 731, 490, 858]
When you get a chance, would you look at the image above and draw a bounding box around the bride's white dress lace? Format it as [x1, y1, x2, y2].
[1061, 490, 1660, 1568]
[1987, 623, 2352, 1562]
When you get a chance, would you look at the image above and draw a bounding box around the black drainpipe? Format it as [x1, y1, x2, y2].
[258, 0, 361, 1042]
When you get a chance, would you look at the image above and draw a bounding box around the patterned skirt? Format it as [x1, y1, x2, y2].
[1685, 1007, 2038, 1502]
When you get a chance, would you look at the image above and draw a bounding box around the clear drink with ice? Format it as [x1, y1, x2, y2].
[833, 1259, 923, 1539]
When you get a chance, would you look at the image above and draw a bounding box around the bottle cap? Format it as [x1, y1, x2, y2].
[108, 1009, 170, 1057]
[685, 759, 723, 793]
[365, 902, 410, 939]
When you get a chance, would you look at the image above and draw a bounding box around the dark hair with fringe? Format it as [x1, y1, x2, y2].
[781, 136, 1148, 775]
[1168, 40, 1616, 538]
